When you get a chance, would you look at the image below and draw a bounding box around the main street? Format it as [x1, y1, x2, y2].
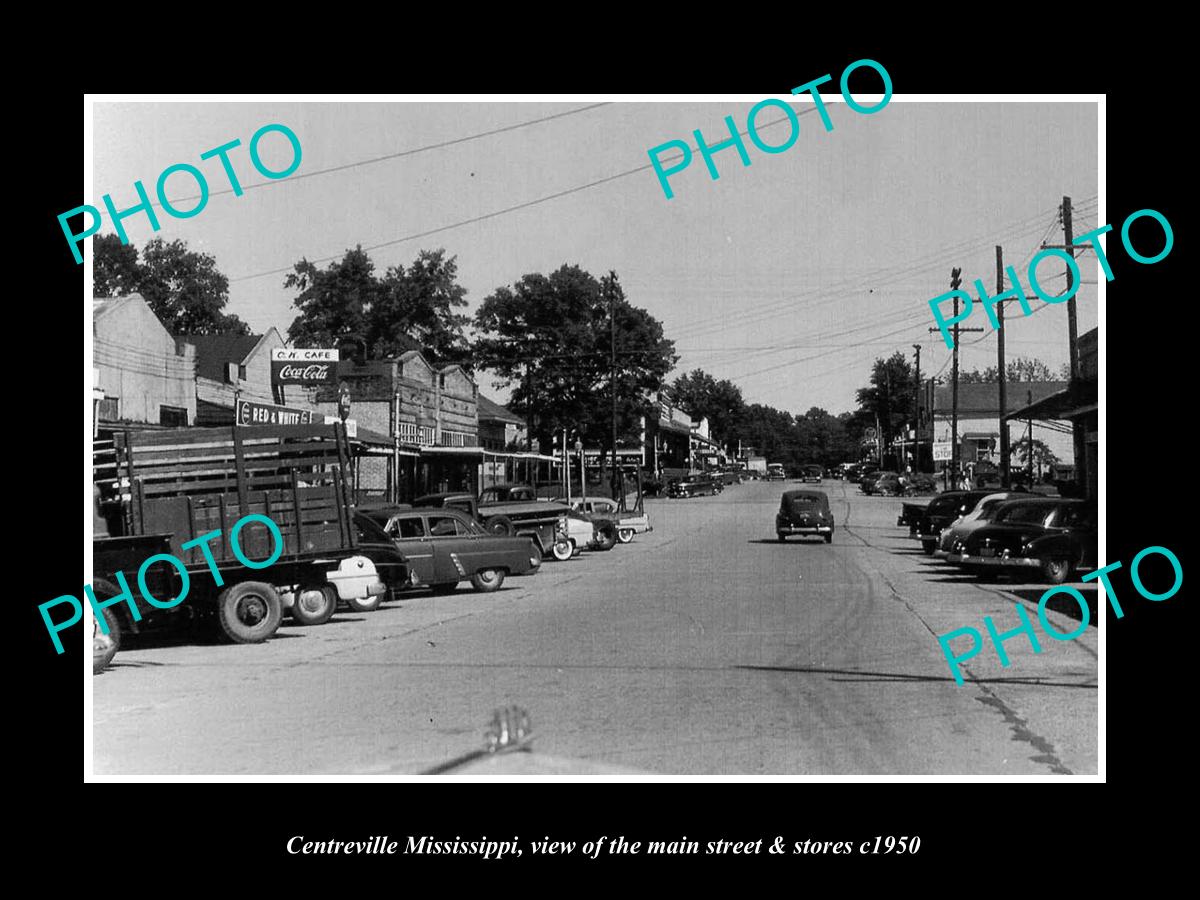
[93, 480, 1098, 776]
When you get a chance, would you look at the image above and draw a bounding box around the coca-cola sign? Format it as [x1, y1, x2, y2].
[271, 348, 337, 385]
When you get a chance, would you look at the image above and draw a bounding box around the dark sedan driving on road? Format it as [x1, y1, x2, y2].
[776, 490, 834, 543]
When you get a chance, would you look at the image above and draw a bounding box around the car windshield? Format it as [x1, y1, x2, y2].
[995, 504, 1055, 526]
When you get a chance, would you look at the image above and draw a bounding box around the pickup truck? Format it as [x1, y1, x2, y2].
[93, 423, 412, 649]
[414, 492, 574, 561]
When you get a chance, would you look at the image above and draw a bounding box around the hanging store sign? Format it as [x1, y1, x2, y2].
[270, 348, 337, 385]
[236, 399, 315, 426]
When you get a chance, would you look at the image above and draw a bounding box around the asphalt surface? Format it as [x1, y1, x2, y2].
[93, 480, 1099, 776]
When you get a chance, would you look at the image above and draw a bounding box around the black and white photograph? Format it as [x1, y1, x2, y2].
[78, 91, 1109, 779]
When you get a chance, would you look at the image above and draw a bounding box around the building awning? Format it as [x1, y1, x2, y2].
[482, 450, 561, 462]
[420, 446, 485, 457]
[657, 419, 692, 436]
[1003, 381, 1097, 424]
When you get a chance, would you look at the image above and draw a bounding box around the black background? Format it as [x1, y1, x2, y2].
[21, 28, 1187, 884]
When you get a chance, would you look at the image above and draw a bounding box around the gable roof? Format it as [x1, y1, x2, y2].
[93, 293, 139, 320]
[181, 333, 263, 382]
[477, 394, 523, 425]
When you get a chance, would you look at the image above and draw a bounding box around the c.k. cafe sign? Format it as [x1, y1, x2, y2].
[270, 348, 337, 385]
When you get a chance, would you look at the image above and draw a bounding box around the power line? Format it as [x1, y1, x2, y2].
[229, 110, 819, 284]
[158, 103, 613, 208]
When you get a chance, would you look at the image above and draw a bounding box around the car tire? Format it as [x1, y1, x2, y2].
[551, 540, 574, 562]
[484, 515, 515, 536]
[921, 539, 937, 556]
[345, 592, 383, 613]
[290, 585, 338, 626]
[1040, 557, 1072, 585]
[824, 533, 833, 544]
[777, 533, 786, 542]
[216, 581, 282, 644]
[617, 528, 635, 544]
[93, 605, 121, 674]
[470, 569, 505, 593]
[594, 525, 617, 551]
[430, 582, 458, 595]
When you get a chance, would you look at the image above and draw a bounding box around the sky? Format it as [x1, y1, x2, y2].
[90, 99, 1099, 415]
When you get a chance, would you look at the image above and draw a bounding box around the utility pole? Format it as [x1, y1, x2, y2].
[1062, 195, 1086, 496]
[930, 268, 982, 489]
[609, 277, 624, 510]
[996, 246, 1009, 489]
[912, 344, 921, 471]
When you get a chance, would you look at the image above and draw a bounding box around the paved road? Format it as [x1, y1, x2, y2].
[93, 481, 1098, 775]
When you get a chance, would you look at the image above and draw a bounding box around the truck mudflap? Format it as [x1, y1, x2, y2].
[324, 556, 385, 600]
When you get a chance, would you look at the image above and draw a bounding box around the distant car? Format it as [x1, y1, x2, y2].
[801, 464, 823, 483]
[668, 475, 722, 498]
[776, 490, 834, 543]
[872, 472, 905, 496]
[860, 470, 897, 495]
[935, 492, 1021, 558]
[360, 506, 540, 594]
[824, 466, 843, 480]
[946, 498, 1097, 584]
[766, 464, 787, 481]
[903, 473, 938, 495]
[912, 490, 993, 555]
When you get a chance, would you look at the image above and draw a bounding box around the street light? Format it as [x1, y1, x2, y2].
[575, 439, 585, 507]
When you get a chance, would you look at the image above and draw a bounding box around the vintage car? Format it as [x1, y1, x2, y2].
[934, 492, 1020, 558]
[668, 475, 722, 498]
[897, 500, 930, 535]
[557, 497, 652, 544]
[415, 491, 573, 561]
[946, 498, 1097, 584]
[801, 464, 823, 483]
[360, 506, 541, 594]
[912, 490, 993, 555]
[776, 490, 834, 543]
[860, 470, 898, 495]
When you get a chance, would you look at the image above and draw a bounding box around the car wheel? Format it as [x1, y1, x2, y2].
[290, 585, 337, 626]
[470, 569, 505, 593]
[346, 592, 383, 613]
[824, 533, 833, 544]
[1040, 557, 1072, 585]
[921, 539, 937, 556]
[430, 582, 458, 595]
[216, 581, 282, 644]
[777, 533, 786, 542]
[92, 605, 121, 674]
[594, 525, 617, 551]
[551, 540, 574, 562]
[484, 515, 515, 536]
[617, 528, 635, 544]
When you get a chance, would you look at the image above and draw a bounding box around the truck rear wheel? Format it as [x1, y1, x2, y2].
[291, 585, 337, 626]
[484, 515, 515, 536]
[216, 581, 282, 644]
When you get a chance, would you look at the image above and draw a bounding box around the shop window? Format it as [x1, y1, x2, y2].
[98, 397, 119, 421]
[159, 405, 188, 427]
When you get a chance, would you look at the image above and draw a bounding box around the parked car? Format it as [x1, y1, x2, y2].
[896, 500, 931, 536]
[776, 490, 834, 543]
[903, 473, 938, 495]
[557, 497, 652, 544]
[934, 492, 1021, 558]
[359, 506, 540, 594]
[860, 470, 897, 495]
[417, 491, 573, 562]
[801, 464, 823, 483]
[668, 475, 722, 498]
[824, 466, 843, 480]
[872, 472, 905, 496]
[912, 490, 993, 554]
[946, 498, 1097, 584]
[549, 501, 617, 551]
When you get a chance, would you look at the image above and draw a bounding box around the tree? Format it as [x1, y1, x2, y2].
[285, 247, 472, 363]
[92, 234, 142, 298]
[373, 250, 471, 365]
[474, 265, 677, 474]
[1012, 436, 1058, 478]
[669, 370, 745, 446]
[855, 352, 916, 454]
[960, 356, 1063, 383]
[285, 247, 378, 348]
[92, 236, 250, 335]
